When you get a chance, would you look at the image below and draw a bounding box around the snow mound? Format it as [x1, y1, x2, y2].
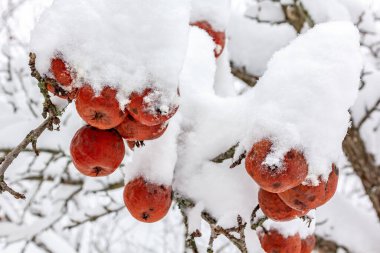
[190, 0, 231, 30]
[243, 21, 362, 182]
[30, 0, 190, 107]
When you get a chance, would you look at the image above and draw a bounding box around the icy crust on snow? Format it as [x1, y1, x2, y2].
[242, 22, 362, 183]
[190, 0, 231, 30]
[228, 14, 297, 76]
[30, 0, 190, 107]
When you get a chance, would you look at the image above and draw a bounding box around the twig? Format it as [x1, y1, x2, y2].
[64, 206, 124, 229]
[0, 176, 25, 199]
[230, 151, 246, 169]
[343, 127, 380, 221]
[177, 197, 200, 253]
[0, 53, 67, 199]
[211, 143, 246, 168]
[356, 98, 380, 129]
[0, 118, 53, 199]
[211, 144, 238, 163]
[230, 63, 259, 87]
[315, 235, 350, 253]
[176, 196, 248, 253]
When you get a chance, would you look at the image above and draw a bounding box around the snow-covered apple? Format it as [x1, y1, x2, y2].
[75, 85, 126, 129]
[127, 88, 178, 126]
[245, 139, 308, 193]
[258, 229, 301, 253]
[50, 58, 73, 86]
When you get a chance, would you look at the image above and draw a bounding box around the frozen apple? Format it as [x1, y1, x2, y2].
[258, 229, 301, 253]
[70, 126, 125, 177]
[245, 140, 308, 193]
[76, 85, 125, 129]
[259, 188, 308, 222]
[278, 165, 339, 211]
[115, 114, 167, 141]
[51, 58, 73, 86]
[301, 235, 316, 253]
[127, 88, 178, 126]
[191, 21, 226, 58]
[123, 177, 172, 223]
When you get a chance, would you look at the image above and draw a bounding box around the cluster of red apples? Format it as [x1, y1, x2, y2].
[246, 140, 339, 252]
[44, 20, 225, 223]
[48, 58, 175, 223]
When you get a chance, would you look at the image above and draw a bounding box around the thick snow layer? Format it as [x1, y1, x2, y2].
[123, 116, 181, 186]
[2, 1, 378, 252]
[190, 0, 231, 30]
[30, 0, 190, 107]
[175, 21, 362, 233]
[228, 14, 297, 76]
[214, 51, 237, 97]
[242, 21, 362, 182]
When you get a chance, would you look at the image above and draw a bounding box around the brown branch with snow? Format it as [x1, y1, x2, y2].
[0, 53, 66, 199]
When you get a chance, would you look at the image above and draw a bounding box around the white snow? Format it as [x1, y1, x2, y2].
[123, 115, 181, 186]
[256, 1, 286, 23]
[30, 0, 190, 107]
[1, 1, 379, 252]
[301, 0, 351, 23]
[262, 210, 316, 238]
[190, 0, 231, 31]
[228, 14, 297, 76]
[241, 21, 362, 183]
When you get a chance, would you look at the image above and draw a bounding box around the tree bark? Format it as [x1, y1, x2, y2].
[343, 127, 380, 221]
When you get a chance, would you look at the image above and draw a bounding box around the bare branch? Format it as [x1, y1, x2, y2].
[65, 206, 124, 230]
[343, 127, 380, 221]
[211, 143, 238, 163]
[315, 235, 350, 253]
[356, 98, 380, 129]
[230, 63, 259, 87]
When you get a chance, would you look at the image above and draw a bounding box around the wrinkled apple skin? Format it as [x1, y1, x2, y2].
[116, 114, 167, 141]
[278, 165, 339, 211]
[259, 188, 308, 222]
[258, 229, 301, 253]
[245, 139, 308, 193]
[123, 177, 172, 223]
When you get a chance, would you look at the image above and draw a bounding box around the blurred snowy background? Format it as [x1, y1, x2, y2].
[1, 0, 380, 252]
